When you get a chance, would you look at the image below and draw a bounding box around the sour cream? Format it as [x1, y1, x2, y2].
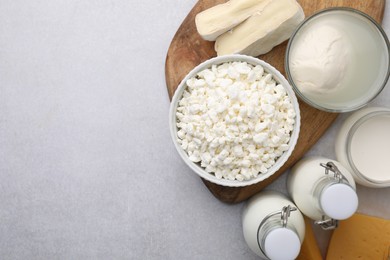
[289, 24, 350, 96]
[286, 8, 390, 112]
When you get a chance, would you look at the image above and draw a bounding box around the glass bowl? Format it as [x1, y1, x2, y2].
[285, 7, 390, 112]
[335, 107, 390, 187]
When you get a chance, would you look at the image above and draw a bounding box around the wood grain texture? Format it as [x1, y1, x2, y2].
[165, 0, 385, 203]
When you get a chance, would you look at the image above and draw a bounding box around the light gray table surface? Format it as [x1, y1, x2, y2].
[1, 1, 390, 259]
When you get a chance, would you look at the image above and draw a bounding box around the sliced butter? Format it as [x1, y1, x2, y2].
[215, 0, 304, 57]
[195, 0, 271, 41]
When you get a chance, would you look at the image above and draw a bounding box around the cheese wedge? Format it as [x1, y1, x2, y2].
[297, 217, 323, 260]
[326, 213, 390, 259]
[215, 0, 304, 57]
[195, 0, 271, 41]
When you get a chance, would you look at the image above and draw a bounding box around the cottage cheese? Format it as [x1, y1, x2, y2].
[176, 61, 296, 181]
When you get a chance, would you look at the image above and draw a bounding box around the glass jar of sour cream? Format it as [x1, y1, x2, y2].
[335, 107, 390, 187]
[285, 7, 390, 112]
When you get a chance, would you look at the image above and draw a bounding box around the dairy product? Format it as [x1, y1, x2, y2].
[175, 61, 296, 181]
[287, 9, 389, 111]
[195, 0, 270, 41]
[335, 107, 390, 187]
[289, 24, 350, 95]
[350, 113, 390, 182]
[326, 213, 390, 259]
[287, 157, 358, 228]
[242, 191, 305, 259]
[296, 217, 322, 260]
[215, 0, 304, 57]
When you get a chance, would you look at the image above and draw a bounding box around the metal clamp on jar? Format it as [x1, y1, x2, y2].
[257, 205, 301, 259]
[242, 191, 305, 260]
[287, 157, 358, 230]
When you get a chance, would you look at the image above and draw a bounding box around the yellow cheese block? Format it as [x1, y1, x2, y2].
[326, 213, 390, 259]
[297, 217, 323, 260]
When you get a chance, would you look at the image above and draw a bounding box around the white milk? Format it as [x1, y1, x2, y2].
[287, 157, 358, 229]
[351, 114, 390, 181]
[242, 191, 305, 259]
[335, 107, 390, 187]
[288, 9, 389, 111]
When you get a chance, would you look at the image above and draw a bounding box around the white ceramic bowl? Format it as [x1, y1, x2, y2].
[169, 54, 301, 187]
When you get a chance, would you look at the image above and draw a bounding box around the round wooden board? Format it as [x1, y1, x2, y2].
[165, 0, 385, 203]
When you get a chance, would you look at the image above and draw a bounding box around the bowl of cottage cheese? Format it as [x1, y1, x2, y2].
[169, 54, 300, 187]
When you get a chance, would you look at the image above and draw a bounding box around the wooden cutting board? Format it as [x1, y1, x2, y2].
[165, 0, 385, 203]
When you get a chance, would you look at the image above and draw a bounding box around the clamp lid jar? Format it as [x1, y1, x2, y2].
[287, 157, 358, 230]
[242, 191, 305, 259]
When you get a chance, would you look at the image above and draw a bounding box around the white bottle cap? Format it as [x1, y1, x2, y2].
[320, 183, 358, 220]
[263, 228, 301, 260]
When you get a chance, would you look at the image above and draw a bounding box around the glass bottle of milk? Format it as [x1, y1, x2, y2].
[287, 157, 358, 229]
[242, 191, 305, 260]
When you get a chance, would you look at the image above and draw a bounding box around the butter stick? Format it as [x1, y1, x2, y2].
[195, 0, 270, 41]
[215, 0, 304, 57]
